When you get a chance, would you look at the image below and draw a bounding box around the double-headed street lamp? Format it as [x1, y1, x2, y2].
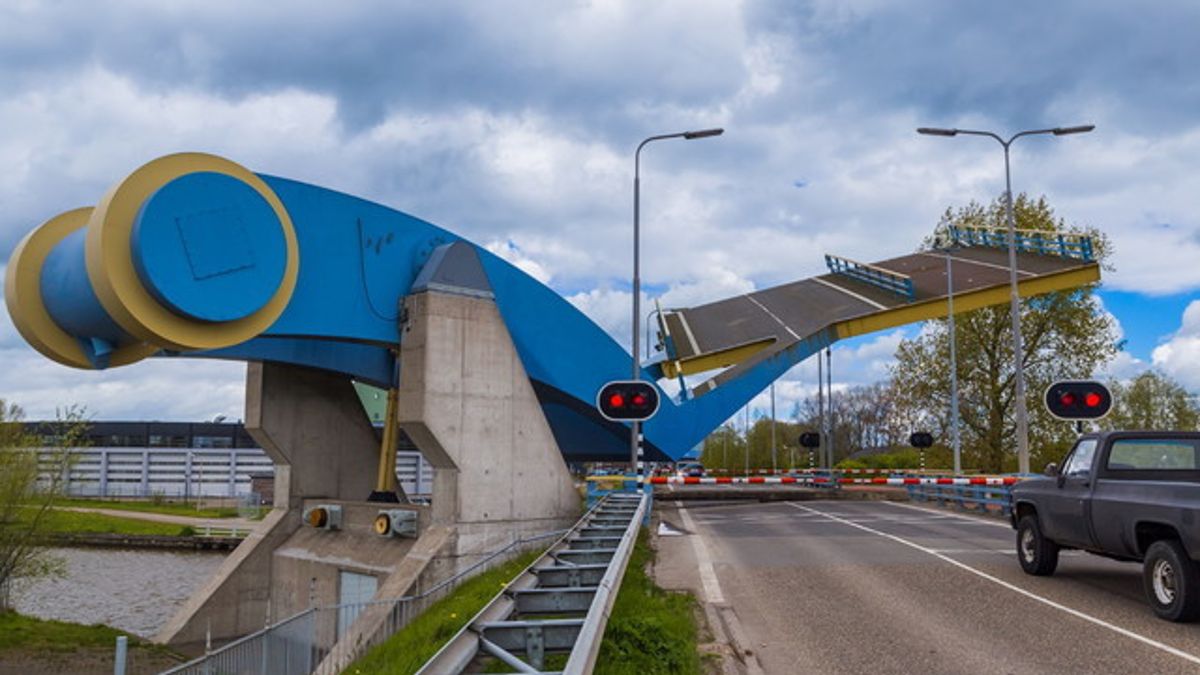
[917, 124, 1094, 474]
[631, 128, 724, 473]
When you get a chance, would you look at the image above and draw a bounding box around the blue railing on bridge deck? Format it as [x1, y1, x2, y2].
[905, 482, 1016, 518]
[949, 225, 1095, 262]
[824, 254, 916, 301]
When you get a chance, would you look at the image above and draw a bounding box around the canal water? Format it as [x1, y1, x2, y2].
[11, 548, 227, 638]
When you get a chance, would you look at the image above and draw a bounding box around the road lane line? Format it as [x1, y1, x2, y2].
[676, 502, 725, 604]
[788, 502, 1200, 667]
[881, 499, 1013, 529]
[917, 251, 1037, 276]
[744, 295, 802, 340]
[811, 277, 888, 310]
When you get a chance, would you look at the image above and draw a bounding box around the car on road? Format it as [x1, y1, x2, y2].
[1011, 431, 1200, 621]
[675, 461, 705, 478]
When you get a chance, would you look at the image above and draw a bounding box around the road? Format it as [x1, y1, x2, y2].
[654, 499, 1200, 675]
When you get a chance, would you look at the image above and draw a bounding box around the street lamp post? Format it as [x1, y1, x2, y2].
[631, 128, 723, 478]
[918, 124, 1094, 474]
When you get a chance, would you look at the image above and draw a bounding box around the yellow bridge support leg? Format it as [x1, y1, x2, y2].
[371, 386, 401, 501]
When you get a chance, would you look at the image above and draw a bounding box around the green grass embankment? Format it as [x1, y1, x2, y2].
[347, 549, 543, 674]
[0, 611, 139, 652]
[0, 611, 183, 673]
[53, 498, 242, 519]
[12, 507, 189, 537]
[593, 528, 702, 674]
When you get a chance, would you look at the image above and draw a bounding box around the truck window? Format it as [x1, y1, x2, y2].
[1107, 439, 1199, 471]
[1064, 439, 1098, 476]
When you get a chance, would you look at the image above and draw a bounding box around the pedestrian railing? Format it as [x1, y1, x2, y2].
[825, 254, 916, 301]
[949, 225, 1094, 262]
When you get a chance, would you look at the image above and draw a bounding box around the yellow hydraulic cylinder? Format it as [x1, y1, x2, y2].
[374, 386, 399, 494]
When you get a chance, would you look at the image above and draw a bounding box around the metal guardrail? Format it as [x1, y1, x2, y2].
[825, 254, 916, 301]
[157, 529, 568, 675]
[906, 482, 1015, 517]
[949, 225, 1095, 262]
[417, 491, 648, 674]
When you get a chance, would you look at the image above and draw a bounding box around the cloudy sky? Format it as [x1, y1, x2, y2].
[2, 0, 1199, 425]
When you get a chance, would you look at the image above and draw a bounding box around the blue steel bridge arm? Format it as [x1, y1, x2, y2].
[7, 153, 790, 463]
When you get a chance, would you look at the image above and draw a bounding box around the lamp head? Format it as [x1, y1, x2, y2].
[917, 127, 958, 137]
[1053, 124, 1095, 136]
[683, 128, 724, 140]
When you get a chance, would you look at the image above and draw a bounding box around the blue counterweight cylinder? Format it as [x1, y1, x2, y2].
[39, 228, 134, 367]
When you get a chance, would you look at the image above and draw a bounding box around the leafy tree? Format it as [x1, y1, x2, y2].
[889, 195, 1120, 473]
[1101, 371, 1200, 431]
[0, 402, 87, 611]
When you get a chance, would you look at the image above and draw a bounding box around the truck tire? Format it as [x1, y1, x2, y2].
[1017, 515, 1059, 576]
[1143, 540, 1200, 622]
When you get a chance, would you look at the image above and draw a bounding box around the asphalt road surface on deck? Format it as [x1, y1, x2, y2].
[655, 499, 1200, 675]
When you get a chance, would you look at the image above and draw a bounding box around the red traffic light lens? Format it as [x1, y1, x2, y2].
[608, 393, 625, 408]
[1059, 392, 1076, 406]
[1084, 392, 1102, 407]
[632, 393, 647, 407]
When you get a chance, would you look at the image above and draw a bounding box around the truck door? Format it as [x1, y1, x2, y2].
[1041, 438, 1098, 548]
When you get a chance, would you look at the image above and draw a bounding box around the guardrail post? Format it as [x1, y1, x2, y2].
[113, 635, 127, 675]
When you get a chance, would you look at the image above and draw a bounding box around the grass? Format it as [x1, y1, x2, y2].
[53, 497, 242, 519]
[0, 610, 170, 655]
[346, 549, 544, 675]
[11, 507, 191, 536]
[592, 528, 702, 675]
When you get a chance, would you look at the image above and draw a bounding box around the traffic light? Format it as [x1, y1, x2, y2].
[909, 432, 934, 448]
[798, 432, 821, 448]
[1044, 380, 1112, 420]
[596, 380, 660, 421]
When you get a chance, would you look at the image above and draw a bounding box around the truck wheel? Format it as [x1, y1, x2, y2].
[1143, 540, 1200, 622]
[1017, 515, 1059, 576]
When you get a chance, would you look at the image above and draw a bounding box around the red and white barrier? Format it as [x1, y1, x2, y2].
[645, 475, 1019, 486]
[705, 468, 961, 476]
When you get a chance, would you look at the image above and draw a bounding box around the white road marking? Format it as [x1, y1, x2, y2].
[918, 251, 1036, 277]
[811, 277, 889, 310]
[929, 549, 1017, 554]
[881, 500, 1013, 529]
[788, 503, 1200, 668]
[744, 295, 801, 340]
[674, 313, 702, 356]
[676, 502, 726, 604]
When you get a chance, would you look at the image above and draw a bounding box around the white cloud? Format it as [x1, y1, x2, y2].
[3, 1, 1200, 423]
[1151, 301, 1200, 391]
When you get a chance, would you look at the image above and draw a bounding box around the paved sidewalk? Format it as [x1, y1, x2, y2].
[58, 506, 262, 531]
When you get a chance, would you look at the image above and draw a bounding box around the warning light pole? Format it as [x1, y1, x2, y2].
[631, 128, 723, 479]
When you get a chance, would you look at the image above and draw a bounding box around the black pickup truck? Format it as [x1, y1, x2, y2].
[1011, 431, 1200, 621]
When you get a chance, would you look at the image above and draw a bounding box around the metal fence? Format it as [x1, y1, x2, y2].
[906, 481, 1016, 518]
[30, 448, 433, 500]
[158, 528, 567, 675]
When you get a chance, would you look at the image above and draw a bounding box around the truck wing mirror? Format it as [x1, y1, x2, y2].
[1044, 462, 1058, 477]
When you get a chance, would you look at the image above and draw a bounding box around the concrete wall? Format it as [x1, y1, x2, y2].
[158, 362, 387, 646]
[397, 291, 580, 567]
